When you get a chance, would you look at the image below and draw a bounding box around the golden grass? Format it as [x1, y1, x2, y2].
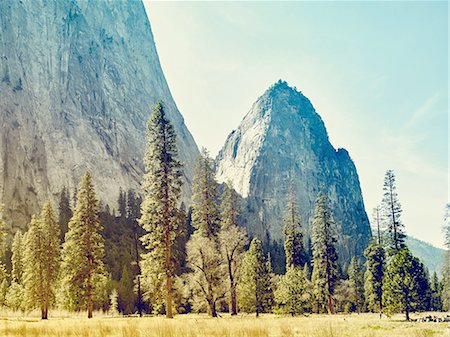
[0, 312, 448, 337]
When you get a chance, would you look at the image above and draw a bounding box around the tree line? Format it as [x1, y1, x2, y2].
[0, 102, 448, 320]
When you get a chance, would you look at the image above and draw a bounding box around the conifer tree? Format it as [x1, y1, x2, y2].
[187, 151, 225, 317]
[127, 190, 144, 316]
[118, 188, 127, 219]
[11, 231, 25, 284]
[283, 188, 305, 268]
[58, 186, 72, 242]
[139, 102, 183, 318]
[442, 203, 450, 310]
[275, 266, 311, 316]
[381, 170, 406, 254]
[191, 150, 221, 237]
[383, 248, 429, 320]
[24, 202, 61, 319]
[311, 191, 338, 314]
[8, 230, 26, 312]
[348, 257, 365, 313]
[118, 265, 135, 314]
[239, 238, 272, 317]
[429, 272, 442, 311]
[364, 240, 385, 317]
[218, 182, 248, 315]
[61, 172, 105, 318]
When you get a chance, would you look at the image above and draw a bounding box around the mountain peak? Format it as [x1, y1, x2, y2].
[216, 82, 370, 263]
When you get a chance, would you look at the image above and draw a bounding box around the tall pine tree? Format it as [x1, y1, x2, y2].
[187, 151, 225, 317]
[58, 186, 72, 242]
[139, 102, 183, 318]
[348, 257, 365, 313]
[442, 203, 450, 310]
[283, 188, 305, 268]
[311, 191, 338, 314]
[61, 172, 105, 318]
[23, 202, 61, 319]
[383, 248, 429, 320]
[364, 240, 385, 317]
[381, 170, 405, 254]
[239, 238, 272, 317]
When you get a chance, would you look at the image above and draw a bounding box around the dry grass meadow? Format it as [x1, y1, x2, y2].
[0, 312, 448, 337]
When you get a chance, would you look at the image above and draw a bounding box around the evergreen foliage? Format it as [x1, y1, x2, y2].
[58, 186, 72, 242]
[139, 102, 183, 318]
[283, 188, 305, 269]
[239, 238, 273, 317]
[442, 204, 450, 310]
[382, 248, 429, 320]
[364, 241, 385, 316]
[348, 257, 365, 313]
[275, 266, 311, 315]
[61, 172, 105, 318]
[191, 150, 221, 237]
[381, 170, 406, 254]
[23, 202, 61, 319]
[11, 231, 25, 284]
[311, 192, 338, 314]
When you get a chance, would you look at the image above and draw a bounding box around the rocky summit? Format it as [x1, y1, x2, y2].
[216, 80, 371, 262]
[0, 0, 198, 233]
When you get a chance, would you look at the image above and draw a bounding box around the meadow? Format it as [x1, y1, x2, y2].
[0, 312, 448, 337]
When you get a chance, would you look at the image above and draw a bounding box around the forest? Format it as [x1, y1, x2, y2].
[0, 102, 448, 322]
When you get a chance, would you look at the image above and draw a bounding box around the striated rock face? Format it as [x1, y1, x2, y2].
[0, 0, 198, 233]
[216, 81, 371, 262]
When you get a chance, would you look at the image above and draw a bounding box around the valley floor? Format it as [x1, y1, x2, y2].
[0, 312, 449, 337]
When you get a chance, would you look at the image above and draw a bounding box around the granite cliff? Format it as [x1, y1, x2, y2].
[0, 0, 198, 233]
[216, 81, 371, 262]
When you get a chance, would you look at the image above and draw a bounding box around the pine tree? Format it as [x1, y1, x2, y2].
[218, 182, 248, 315]
[191, 150, 221, 237]
[381, 170, 406, 254]
[186, 150, 225, 317]
[9, 230, 26, 312]
[383, 248, 429, 320]
[283, 188, 305, 268]
[429, 272, 442, 311]
[364, 241, 385, 317]
[442, 203, 450, 310]
[11, 231, 25, 284]
[139, 102, 183, 318]
[275, 266, 311, 316]
[239, 238, 272, 317]
[109, 288, 119, 316]
[118, 188, 127, 219]
[348, 257, 365, 313]
[118, 264, 135, 314]
[23, 202, 61, 319]
[311, 191, 338, 314]
[126, 189, 144, 316]
[58, 186, 72, 242]
[61, 172, 105, 318]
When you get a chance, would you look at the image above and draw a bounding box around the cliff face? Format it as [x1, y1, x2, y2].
[0, 0, 198, 233]
[216, 81, 371, 262]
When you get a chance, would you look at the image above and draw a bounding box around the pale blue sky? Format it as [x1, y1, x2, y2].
[144, 1, 448, 248]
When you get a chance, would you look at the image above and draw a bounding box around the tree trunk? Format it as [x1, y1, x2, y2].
[230, 284, 237, 316]
[210, 301, 217, 318]
[87, 272, 93, 318]
[41, 306, 47, 320]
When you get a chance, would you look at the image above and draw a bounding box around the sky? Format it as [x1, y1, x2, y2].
[143, 1, 448, 248]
